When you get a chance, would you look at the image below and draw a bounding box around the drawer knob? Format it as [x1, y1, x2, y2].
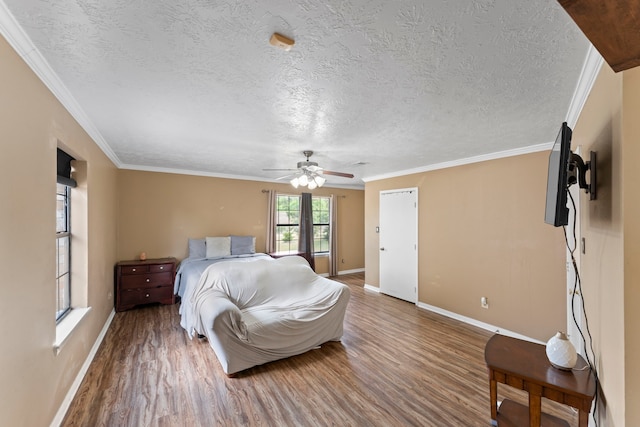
[132, 268, 136, 272]
[145, 293, 150, 298]
[160, 266, 164, 270]
[146, 278, 150, 282]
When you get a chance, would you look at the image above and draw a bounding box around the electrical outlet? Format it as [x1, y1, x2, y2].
[481, 296, 489, 309]
[107, 291, 113, 301]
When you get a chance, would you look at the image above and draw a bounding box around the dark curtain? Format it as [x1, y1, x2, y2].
[266, 190, 276, 254]
[328, 195, 338, 276]
[298, 192, 315, 271]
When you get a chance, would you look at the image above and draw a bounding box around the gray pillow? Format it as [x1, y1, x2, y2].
[230, 235, 256, 255]
[188, 238, 206, 258]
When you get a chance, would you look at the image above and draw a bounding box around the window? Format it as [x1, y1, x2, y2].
[275, 194, 330, 254]
[56, 183, 71, 321]
[276, 195, 300, 252]
[54, 149, 91, 354]
[312, 197, 330, 253]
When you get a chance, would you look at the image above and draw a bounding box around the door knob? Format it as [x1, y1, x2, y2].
[380, 247, 385, 251]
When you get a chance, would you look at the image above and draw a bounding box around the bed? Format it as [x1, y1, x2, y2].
[174, 237, 351, 375]
[174, 253, 271, 299]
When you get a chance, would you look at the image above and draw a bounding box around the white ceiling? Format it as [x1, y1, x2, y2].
[1, 0, 593, 188]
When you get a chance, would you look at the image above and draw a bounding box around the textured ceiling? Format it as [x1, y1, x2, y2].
[1, 0, 591, 188]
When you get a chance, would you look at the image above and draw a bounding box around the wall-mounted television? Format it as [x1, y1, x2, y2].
[544, 122, 573, 226]
[544, 122, 597, 227]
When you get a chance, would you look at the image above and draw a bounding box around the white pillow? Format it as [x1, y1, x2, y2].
[205, 236, 231, 258]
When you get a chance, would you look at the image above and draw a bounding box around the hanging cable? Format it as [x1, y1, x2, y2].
[563, 188, 599, 427]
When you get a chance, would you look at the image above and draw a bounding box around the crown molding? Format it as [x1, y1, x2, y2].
[363, 143, 552, 182]
[565, 44, 604, 129]
[120, 163, 365, 190]
[0, 1, 121, 166]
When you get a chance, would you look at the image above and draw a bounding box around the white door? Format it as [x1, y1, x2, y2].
[379, 188, 418, 303]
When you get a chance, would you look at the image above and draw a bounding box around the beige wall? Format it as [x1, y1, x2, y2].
[622, 67, 640, 427]
[0, 35, 118, 427]
[571, 62, 625, 427]
[116, 170, 364, 275]
[571, 63, 640, 427]
[365, 152, 567, 341]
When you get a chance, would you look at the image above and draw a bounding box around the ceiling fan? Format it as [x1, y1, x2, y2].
[264, 150, 354, 189]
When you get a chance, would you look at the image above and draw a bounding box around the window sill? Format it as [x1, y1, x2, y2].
[54, 307, 91, 355]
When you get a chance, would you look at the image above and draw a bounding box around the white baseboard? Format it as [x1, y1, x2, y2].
[361, 285, 540, 343]
[50, 309, 116, 427]
[338, 268, 365, 275]
[416, 302, 543, 344]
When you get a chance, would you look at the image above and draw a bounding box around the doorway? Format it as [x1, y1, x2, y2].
[379, 188, 418, 303]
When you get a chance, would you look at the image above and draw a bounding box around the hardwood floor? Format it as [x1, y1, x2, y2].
[62, 273, 578, 426]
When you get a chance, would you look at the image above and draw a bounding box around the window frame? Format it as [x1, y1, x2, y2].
[311, 196, 330, 254]
[274, 194, 331, 255]
[56, 183, 71, 322]
[275, 194, 300, 253]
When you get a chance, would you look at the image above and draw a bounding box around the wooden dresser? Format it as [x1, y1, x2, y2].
[115, 257, 176, 312]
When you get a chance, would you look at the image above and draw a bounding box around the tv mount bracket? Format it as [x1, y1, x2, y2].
[568, 151, 597, 201]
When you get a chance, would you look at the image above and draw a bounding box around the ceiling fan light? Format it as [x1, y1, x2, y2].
[290, 177, 299, 188]
[308, 180, 317, 190]
[298, 174, 309, 186]
[314, 175, 326, 187]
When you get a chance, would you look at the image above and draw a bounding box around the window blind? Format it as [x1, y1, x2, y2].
[56, 148, 77, 188]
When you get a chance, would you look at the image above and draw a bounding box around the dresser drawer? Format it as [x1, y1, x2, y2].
[121, 263, 173, 275]
[119, 286, 173, 307]
[150, 263, 173, 273]
[120, 271, 173, 290]
[121, 265, 150, 275]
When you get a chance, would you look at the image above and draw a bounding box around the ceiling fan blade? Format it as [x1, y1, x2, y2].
[275, 174, 297, 180]
[320, 170, 354, 178]
[265, 152, 354, 180]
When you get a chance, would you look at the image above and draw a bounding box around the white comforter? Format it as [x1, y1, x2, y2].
[180, 255, 350, 374]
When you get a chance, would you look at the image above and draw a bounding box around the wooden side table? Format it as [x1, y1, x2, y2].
[485, 334, 596, 427]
